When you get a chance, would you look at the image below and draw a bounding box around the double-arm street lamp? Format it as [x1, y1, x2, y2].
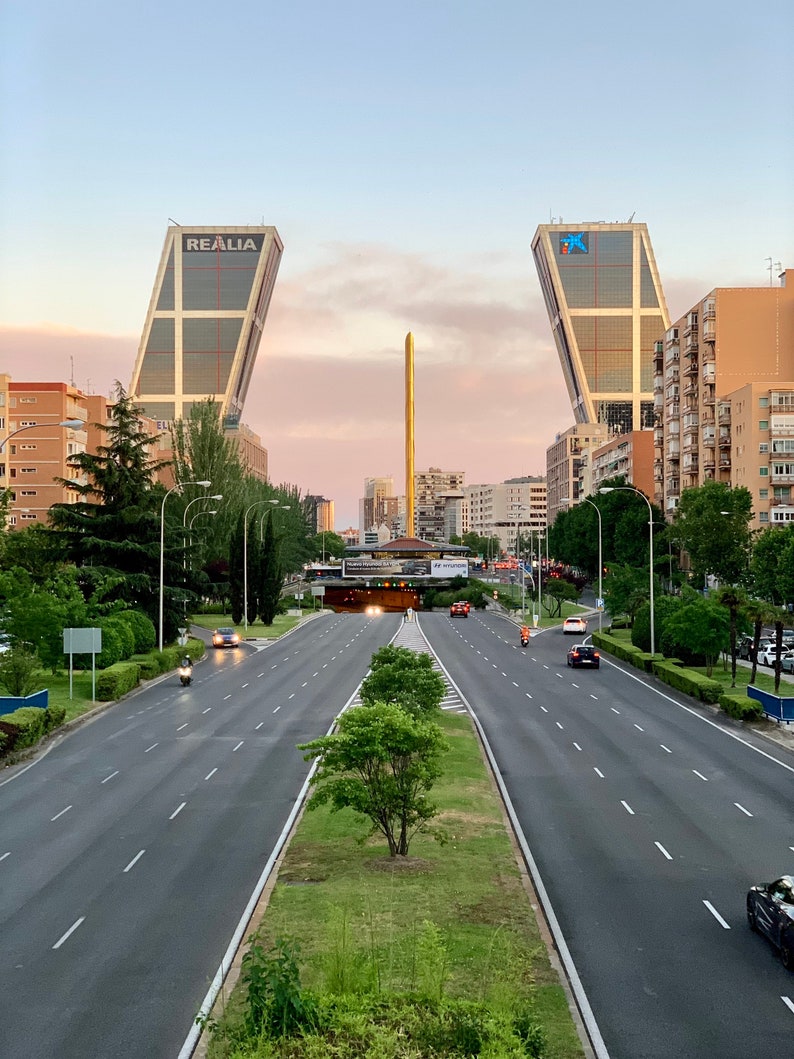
[599, 485, 655, 655]
[511, 505, 531, 619]
[561, 496, 603, 633]
[0, 418, 84, 453]
[183, 494, 222, 568]
[159, 480, 211, 651]
[244, 499, 284, 632]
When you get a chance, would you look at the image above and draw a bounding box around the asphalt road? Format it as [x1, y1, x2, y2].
[421, 610, 794, 1059]
[0, 612, 400, 1059]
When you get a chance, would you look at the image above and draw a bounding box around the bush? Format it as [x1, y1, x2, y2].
[105, 615, 136, 660]
[155, 647, 180, 673]
[115, 610, 156, 653]
[44, 703, 67, 731]
[131, 654, 161, 680]
[720, 695, 764, 721]
[96, 662, 140, 701]
[92, 621, 123, 669]
[0, 706, 47, 749]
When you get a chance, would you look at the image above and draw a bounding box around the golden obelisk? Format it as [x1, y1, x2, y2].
[405, 332, 415, 538]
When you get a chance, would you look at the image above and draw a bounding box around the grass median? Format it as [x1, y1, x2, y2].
[205, 709, 585, 1059]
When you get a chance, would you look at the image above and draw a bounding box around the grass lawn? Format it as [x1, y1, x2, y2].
[191, 612, 308, 639]
[206, 708, 586, 1058]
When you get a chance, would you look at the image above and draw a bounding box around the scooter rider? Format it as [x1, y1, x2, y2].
[520, 624, 530, 645]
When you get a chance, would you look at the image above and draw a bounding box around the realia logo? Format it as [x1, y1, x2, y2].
[559, 232, 588, 255]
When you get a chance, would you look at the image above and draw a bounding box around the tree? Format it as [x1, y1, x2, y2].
[47, 384, 182, 637]
[673, 481, 754, 588]
[632, 594, 683, 655]
[660, 597, 730, 677]
[750, 525, 792, 606]
[359, 646, 446, 715]
[258, 512, 283, 625]
[715, 584, 748, 687]
[0, 566, 88, 673]
[543, 578, 579, 618]
[310, 531, 346, 563]
[0, 643, 41, 697]
[228, 511, 245, 624]
[602, 565, 649, 626]
[742, 597, 779, 684]
[298, 702, 448, 857]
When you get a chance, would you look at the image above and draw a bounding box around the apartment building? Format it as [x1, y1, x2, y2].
[653, 270, 794, 520]
[545, 423, 609, 524]
[589, 430, 655, 498]
[463, 476, 546, 555]
[414, 468, 465, 541]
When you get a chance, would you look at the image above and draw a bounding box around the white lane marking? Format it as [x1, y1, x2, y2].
[301, 682, 308, 687]
[621, 801, 635, 815]
[556, 672, 563, 679]
[611, 707, 620, 715]
[573, 742, 582, 752]
[255, 722, 264, 730]
[790, 847, 794, 853]
[634, 724, 645, 732]
[241, 683, 249, 689]
[123, 849, 146, 873]
[203, 707, 211, 714]
[703, 900, 731, 929]
[525, 691, 533, 699]
[312, 671, 319, 678]
[273, 706, 281, 713]
[0, 851, 10, 862]
[593, 767, 604, 778]
[51, 805, 72, 821]
[233, 741, 244, 752]
[53, 917, 85, 950]
[543, 664, 550, 670]
[512, 681, 519, 687]
[735, 803, 753, 817]
[692, 770, 709, 782]
[271, 664, 278, 669]
[322, 663, 328, 669]
[540, 705, 548, 713]
[590, 694, 598, 700]
[169, 802, 186, 820]
[144, 743, 158, 753]
[556, 721, 564, 730]
[660, 744, 672, 754]
[101, 771, 119, 784]
[288, 693, 295, 699]
[571, 682, 579, 689]
[177, 723, 188, 732]
[223, 695, 231, 701]
[655, 841, 673, 860]
[257, 672, 264, 678]
[205, 768, 217, 780]
[782, 996, 794, 1014]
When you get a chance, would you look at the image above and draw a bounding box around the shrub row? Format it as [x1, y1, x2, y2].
[592, 631, 764, 722]
[0, 703, 67, 756]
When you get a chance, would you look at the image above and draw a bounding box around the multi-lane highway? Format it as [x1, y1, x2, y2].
[1, 607, 792, 1058]
[421, 610, 794, 1059]
[0, 613, 397, 1059]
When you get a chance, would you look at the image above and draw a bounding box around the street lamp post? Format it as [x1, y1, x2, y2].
[562, 496, 603, 633]
[1, 419, 84, 522]
[186, 509, 219, 570]
[512, 505, 530, 619]
[159, 480, 211, 651]
[599, 486, 655, 655]
[183, 494, 222, 568]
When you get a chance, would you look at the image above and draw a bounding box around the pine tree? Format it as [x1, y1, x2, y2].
[258, 511, 283, 625]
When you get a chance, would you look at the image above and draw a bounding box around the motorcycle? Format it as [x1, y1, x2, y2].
[178, 664, 192, 687]
[520, 633, 530, 648]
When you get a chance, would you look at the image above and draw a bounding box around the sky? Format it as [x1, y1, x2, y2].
[1, 0, 792, 528]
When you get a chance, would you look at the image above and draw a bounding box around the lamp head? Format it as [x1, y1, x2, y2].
[60, 419, 84, 430]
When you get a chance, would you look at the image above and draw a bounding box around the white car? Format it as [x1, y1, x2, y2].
[757, 644, 794, 667]
[562, 616, 587, 635]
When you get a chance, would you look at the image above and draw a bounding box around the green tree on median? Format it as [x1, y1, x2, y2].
[299, 702, 449, 857]
[359, 645, 445, 715]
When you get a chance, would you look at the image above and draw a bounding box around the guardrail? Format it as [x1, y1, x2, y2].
[747, 685, 794, 724]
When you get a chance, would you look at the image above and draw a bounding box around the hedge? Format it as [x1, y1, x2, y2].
[0, 706, 48, 750]
[96, 662, 141, 701]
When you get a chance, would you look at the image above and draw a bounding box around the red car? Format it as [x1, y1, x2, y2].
[450, 601, 469, 618]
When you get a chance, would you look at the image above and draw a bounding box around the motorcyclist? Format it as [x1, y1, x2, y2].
[520, 625, 530, 644]
[180, 655, 192, 670]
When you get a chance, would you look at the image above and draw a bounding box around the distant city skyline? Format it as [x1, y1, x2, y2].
[1, 2, 791, 528]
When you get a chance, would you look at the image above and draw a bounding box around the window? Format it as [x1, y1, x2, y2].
[19, 489, 37, 496]
[759, 489, 769, 499]
[20, 467, 36, 473]
[759, 420, 769, 431]
[760, 467, 769, 477]
[760, 511, 770, 522]
[20, 444, 36, 450]
[19, 420, 36, 427]
[759, 397, 769, 408]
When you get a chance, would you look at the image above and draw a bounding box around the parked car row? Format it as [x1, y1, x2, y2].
[738, 635, 794, 668]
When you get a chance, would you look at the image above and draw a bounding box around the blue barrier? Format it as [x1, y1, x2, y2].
[747, 685, 794, 724]
[0, 689, 49, 716]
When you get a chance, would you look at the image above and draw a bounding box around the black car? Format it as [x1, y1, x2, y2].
[566, 644, 600, 668]
[747, 874, 794, 969]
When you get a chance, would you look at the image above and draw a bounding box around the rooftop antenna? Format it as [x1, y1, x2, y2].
[775, 261, 783, 284]
[766, 257, 774, 286]
[168, 216, 180, 226]
[627, 211, 636, 223]
[70, 354, 75, 387]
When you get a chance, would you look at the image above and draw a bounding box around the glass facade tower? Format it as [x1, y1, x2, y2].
[532, 222, 669, 436]
[129, 225, 283, 426]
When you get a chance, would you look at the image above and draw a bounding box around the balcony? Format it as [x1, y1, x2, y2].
[701, 322, 716, 343]
[702, 455, 716, 471]
[666, 477, 680, 496]
[703, 388, 715, 407]
[684, 312, 698, 336]
[702, 432, 716, 448]
[771, 473, 794, 484]
[665, 328, 680, 346]
[719, 455, 731, 468]
[701, 299, 716, 320]
[683, 359, 699, 378]
[718, 409, 731, 425]
[718, 434, 731, 448]
[702, 366, 715, 384]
